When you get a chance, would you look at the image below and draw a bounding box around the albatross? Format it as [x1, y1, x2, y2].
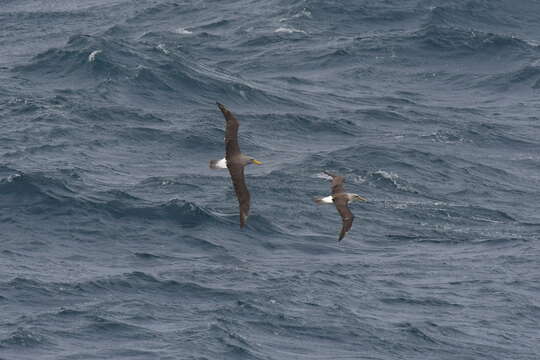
[315, 171, 367, 241]
[210, 103, 262, 228]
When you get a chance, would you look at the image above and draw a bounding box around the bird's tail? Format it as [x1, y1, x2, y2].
[314, 197, 325, 204]
[209, 160, 220, 169]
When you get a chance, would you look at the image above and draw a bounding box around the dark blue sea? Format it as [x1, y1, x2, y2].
[1, 1, 540, 359]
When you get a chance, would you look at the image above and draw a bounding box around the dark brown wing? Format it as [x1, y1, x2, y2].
[217, 103, 241, 158]
[228, 163, 250, 228]
[323, 171, 345, 195]
[333, 195, 354, 241]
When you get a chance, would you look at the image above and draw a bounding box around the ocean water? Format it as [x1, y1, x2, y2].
[1, 0, 540, 359]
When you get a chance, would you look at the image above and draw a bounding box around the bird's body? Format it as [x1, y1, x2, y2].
[210, 103, 262, 228]
[315, 171, 367, 241]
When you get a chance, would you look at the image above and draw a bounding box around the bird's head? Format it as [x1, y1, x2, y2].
[250, 158, 263, 165]
[352, 194, 367, 202]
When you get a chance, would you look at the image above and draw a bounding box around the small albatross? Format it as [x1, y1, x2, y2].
[315, 171, 367, 241]
[210, 103, 262, 228]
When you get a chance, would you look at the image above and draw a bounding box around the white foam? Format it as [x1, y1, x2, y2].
[7, 173, 21, 183]
[315, 172, 333, 180]
[293, 8, 312, 18]
[274, 27, 306, 34]
[372, 170, 415, 192]
[88, 50, 102, 62]
[472, 216, 501, 224]
[175, 27, 193, 35]
[157, 43, 169, 54]
[373, 170, 399, 181]
[279, 8, 312, 23]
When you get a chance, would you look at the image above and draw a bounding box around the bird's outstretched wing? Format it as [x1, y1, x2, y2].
[217, 103, 241, 158]
[333, 195, 354, 241]
[228, 164, 250, 228]
[323, 171, 345, 195]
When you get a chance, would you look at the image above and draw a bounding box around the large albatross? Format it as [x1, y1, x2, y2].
[210, 103, 262, 228]
[315, 171, 367, 241]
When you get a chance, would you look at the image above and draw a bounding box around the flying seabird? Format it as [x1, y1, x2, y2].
[210, 103, 262, 228]
[315, 171, 367, 241]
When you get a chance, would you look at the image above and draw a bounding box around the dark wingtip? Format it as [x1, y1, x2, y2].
[217, 103, 231, 117]
[338, 227, 348, 241]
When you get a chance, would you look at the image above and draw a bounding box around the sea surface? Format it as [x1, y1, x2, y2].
[1, 1, 540, 359]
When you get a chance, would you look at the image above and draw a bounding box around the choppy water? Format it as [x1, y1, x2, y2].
[1, 1, 540, 359]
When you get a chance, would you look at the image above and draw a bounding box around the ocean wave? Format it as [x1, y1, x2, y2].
[412, 24, 536, 55]
[0, 277, 61, 307]
[396, 322, 439, 344]
[133, 252, 168, 260]
[300, 0, 418, 24]
[477, 62, 540, 90]
[193, 19, 231, 31]
[0, 171, 78, 205]
[13, 33, 299, 107]
[87, 49, 102, 62]
[72, 271, 247, 299]
[401, 202, 515, 225]
[274, 27, 306, 34]
[249, 113, 358, 136]
[73, 104, 170, 125]
[351, 108, 411, 123]
[241, 213, 289, 237]
[123, 1, 195, 27]
[370, 170, 418, 193]
[381, 296, 462, 308]
[2, 272, 247, 301]
[238, 29, 308, 48]
[119, 126, 218, 147]
[208, 321, 262, 359]
[0, 327, 50, 348]
[427, 3, 521, 30]
[13, 34, 131, 84]
[331, 23, 539, 67]
[421, 129, 466, 144]
[0, 8, 90, 23]
[82, 315, 157, 339]
[98, 197, 227, 227]
[174, 27, 193, 35]
[0, 171, 226, 227]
